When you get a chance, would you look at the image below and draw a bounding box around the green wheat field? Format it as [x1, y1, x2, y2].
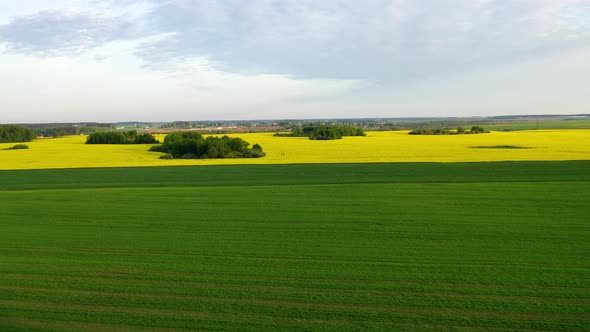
[1, 162, 589, 331]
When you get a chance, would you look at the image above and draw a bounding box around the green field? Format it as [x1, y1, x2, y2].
[484, 119, 590, 131]
[1, 162, 589, 331]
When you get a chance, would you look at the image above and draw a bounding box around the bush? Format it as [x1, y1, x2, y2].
[4, 144, 29, 150]
[244, 149, 266, 158]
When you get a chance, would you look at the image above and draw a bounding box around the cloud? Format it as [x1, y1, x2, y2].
[0, 10, 135, 55]
[133, 0, 590, 82]
[0, 37, 367, 123]
[1, 0, 587, 82]
[0, 0, 588, 122]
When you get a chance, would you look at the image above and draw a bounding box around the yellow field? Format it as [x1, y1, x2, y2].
[0, 130, 589, 170]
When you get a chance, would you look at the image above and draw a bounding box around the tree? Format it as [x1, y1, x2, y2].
[470, 126, 489, 134]
[252, 144, 263, 152]
[134, 133, 159, 144]
[150, 133, 265, 159]
[86, 131, 159, 144]
[409, 126, 489, 135]
[0, 125, 36, 143]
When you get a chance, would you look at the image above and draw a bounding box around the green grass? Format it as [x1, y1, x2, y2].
[0, 162, 589, 331]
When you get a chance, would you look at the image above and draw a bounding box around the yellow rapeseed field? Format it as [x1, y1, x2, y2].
[0, 130, 589, 170]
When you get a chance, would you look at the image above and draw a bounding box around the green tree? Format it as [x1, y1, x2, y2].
[0, 125, 36, 143]
[151, 132, 265, 159]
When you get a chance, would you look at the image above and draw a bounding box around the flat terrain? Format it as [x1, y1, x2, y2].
[484, 119, 590, 131]
[1, 130, 589, 170]
[1, 162, 589, 331]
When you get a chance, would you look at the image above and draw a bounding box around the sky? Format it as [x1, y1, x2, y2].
[0, 0, 588, 123]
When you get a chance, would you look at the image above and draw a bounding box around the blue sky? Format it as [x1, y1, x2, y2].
[0, 0, 588, 122]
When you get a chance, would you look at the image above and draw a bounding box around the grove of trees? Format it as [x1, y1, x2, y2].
[149, 132, 265, 159]
[37, 126, 79, 137]
[409, 126, 490, 135]
[275, 125, 366, 140]
[0, 125, 37, 143]
[86, 131, 159, 144]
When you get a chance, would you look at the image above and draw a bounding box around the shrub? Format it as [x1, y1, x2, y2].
[244, 149, 266, 158]
[4, 144, 29, 150]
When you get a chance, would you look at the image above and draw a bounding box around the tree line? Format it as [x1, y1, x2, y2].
[37, 126, 78, 138]
[275, 125, 366, 140]
[149, 132, 265, 159]
[409, 126, 490, 135]
[86, 130, 159, 144]
[0, 125, 37, 143]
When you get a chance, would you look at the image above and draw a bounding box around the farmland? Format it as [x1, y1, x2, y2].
[1, 129, 590, 170]
[1, 162, 589, 331]
[484, 119, 590, 131]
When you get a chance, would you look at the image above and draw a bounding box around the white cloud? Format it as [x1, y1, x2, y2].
[0, 0, 155, 23]
[0, 39, 366, 122]
[337, 46, 590, 118]
[2, 0, 588, 81]
[0, 0, 588, 121]
[0, 10, 134, 55]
